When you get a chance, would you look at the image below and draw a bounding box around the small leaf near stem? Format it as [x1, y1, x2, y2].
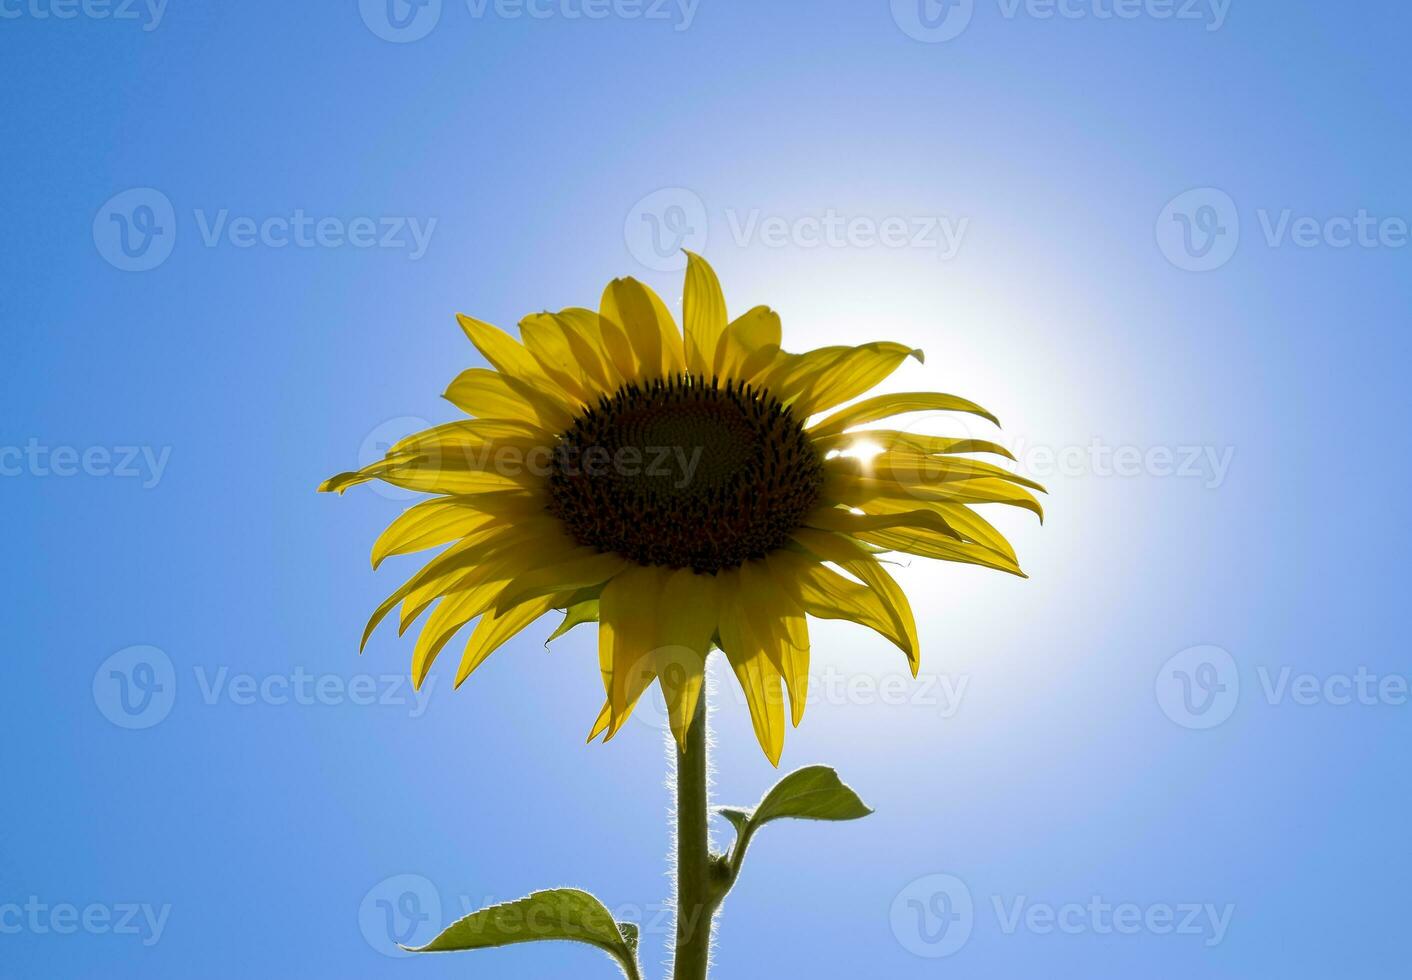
[713, 765, 873, 902]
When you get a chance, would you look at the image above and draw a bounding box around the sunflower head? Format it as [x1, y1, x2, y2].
[321, 254, 1043, 764]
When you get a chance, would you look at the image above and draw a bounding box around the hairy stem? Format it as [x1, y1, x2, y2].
[672, 696, 715, 980]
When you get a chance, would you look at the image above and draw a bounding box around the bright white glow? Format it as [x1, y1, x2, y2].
[835, 437, 886, 464]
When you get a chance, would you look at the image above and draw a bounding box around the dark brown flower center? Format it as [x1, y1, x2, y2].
[546, 375, 824, 574]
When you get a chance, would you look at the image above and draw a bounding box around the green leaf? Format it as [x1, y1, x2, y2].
[547, 599, 599, 643]
[409, 887, 639, 978]
[717, 807, 751, 836]
[709, 767, 873, 905]
[724, 765, 874, 830]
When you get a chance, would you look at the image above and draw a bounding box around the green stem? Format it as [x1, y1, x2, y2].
[619, 946, 644, 980]
[672, 695, 715, 980]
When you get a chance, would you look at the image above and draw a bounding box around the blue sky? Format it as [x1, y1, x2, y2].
[2, 1, 1410, 977]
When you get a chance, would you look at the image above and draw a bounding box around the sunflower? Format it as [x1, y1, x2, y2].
[320, 254, 1042, 764]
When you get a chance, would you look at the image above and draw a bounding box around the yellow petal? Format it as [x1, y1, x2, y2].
[787, 528, 919, 672]
[376, 452, 544, 496]
[371, 495, 536, 569]
[319, 455, 417, 494]
[656, 567, 720, 749]
[357, 517, 559, 655]
[768, 550, 911, 660]
[713, 305, 780, 379]
[389, 418, 547, 456]
[802, 503, 963, 542]
[456, 313, 555, 390]
[841, 496, 1017, 562]
[808, 391, 999, 439]
[323, 429, 552, 496]
[600, 277, 685, 381]
[813, 428, 1015, 461]
[585, 658, 658, 744]
[587, 701, 613, 742]
[740, 560, 811, 728]
[770, 342, 922, 418]
[813, 492, 1024, 572]
[536, 309, 615, 393]
[494, 548, 629, 614]
[598, 565, 668, 735]
[443, 367, 572, 431]
[397, 521, 569, 635]
[716, 571, 786, 765]
[843, 450, 1046, 494]
[517, 313, 595, 403]
[556, 306, 636, 384]
[411, 580, 506, 688]
[454, 592, 562, 687]
[829, 472, 1045, 522]
[856, 527, 1025, 576]
[682, 251, 727, 377]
